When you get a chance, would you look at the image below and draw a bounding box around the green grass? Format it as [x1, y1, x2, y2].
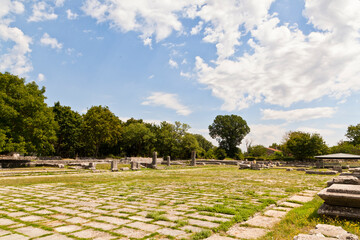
[146, 211, 169, 221]
[262, 196, 360, 239]
[191, 230, 212, 240]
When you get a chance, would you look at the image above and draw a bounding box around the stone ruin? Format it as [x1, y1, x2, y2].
[293, 224, 358, 240]
[239, 160, 280, 170]
[317, 168, 360, 220]
[190, 151, 196, 166]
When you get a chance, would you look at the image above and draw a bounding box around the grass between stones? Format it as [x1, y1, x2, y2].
[262, 195, 360, 239]
[0, 166, 347, 239]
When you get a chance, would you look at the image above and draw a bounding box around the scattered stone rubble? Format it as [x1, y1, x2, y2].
[293, 224, 358, 240]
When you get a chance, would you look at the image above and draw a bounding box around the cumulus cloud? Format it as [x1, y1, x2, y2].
[244, 124, 286, 149]
[168, 59, 178, 68]
[0, 0, 32, 75]
[37, 73, 45, 81]
[82, 0, 201, 43]
[28, 1, 58, 22]
[55, 0, 65, 7]
[196, 0, 360, 111]
[40, 33, 63, 49]
[142, 92, 192, 116]
[261, 107, 337, 122]
[66, 9, 78, 20]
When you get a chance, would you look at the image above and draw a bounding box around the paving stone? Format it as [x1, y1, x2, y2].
[77, 212, 96, 218]
[15, 226, 51, 238]
[50, 214, 70, 220]
[19, 215, 45, 222]
[0, 230, 10, 237]
[94, 216, 130, 225]
[84, 221, 117, 230]
[263, 210, 287, 218]
[227, 226, 270, 239]
[0, 218, 16, 226]
[49, 207, 79, 215]
[188, 219, 220, 228]
[282, 202, 302, 208]
[288, 195, 314, 203]
[273, 206, 292, 212]
[154, 220, 177, 227]
[55, 225, 82, 233]
[204, 234, 235, 240]
[23, 207, 38, 211]
[187, 213, 229, 222]
[129, 216, 152, 222]
[180, 225, 204, 233]
[7, 223, 26, 229]
[128, 222, 161, 231]
[164, 214, 182, 221]
[7, 212, 27, 217]
[113, 227, 151, 238]
[33, 210, 53, 215]
[0, 234, 29, 240]
[110, 212, 129, 218]
[71, 229, 115, 239]
[244, 215, 281, 228]
[118, 208, 138, 213]
[66, 217, 89, 224]
[157, 228, 187, 237]
[42, 220, 64, 227]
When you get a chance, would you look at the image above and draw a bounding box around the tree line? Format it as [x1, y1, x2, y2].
[1, 72, 360, 160]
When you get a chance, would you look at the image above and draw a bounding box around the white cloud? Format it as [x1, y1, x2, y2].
[28, 1, 58, 22]
[261, 107, 337, 122]
[142, 92, 192, 116]
[195, 0, 360, 111]
[180, 71, 191, 78]
[66, 9, 78, 20]
[190, 21, 203, 35]
[82, 0, 201, 43]
[168, 59, 178, 68]
[143, 37, 152, 47]
[0, 1, 32, 76]
[148, 74, 154, 79]
[244, 124, 286, 149]
[40, 33, 63, 49]
[55, 0, 65, 7]
[37, 73, 45, 81]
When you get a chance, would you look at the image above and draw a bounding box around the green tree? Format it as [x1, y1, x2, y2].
[247, 145, 267, 157]
[284, 131, 328, 160]
[193, 134, 214, 152]
[0, 72, 57, 155]
[178, 133, 200, 159]
[121, 122, 155, 156]
[82, 106, 122, 157]
[329, 140, 360, 155]
[214, 147, 227, 160]
[208, 115, 250, 158]
[52, 102, 82, 158]
[346, 124, 360, 145]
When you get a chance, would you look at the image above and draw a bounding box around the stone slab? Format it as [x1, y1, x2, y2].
[19, 215, 45, 222]
[95, 216, 130, 225]
[84, 221, 117, 230]
[0, 234, 29, 240]
[35, 234, 73, 240]
[244, 215, 281, 228]
[288, 195, 314, 203]
[157, 228, 187, 237]
[55, 225, 82, 233]
[71, 229, 114, 239]
[204, 234, 236, 240]
[227, 226, 269, 239]
[317, 203, 360, 219]
[0, 230, 10, 237]
[113, 227, 150, 238]
[327, 184, 360, 194]
[154, 220, 177, 227]
[180, 225, 204, 233]
[127, 222, 161, 231]
[0, 218, 15, 226]
[263, 210, 287, 218]
[318, 188, 360, 208]
[188, 219, 220, 228]
[66, 217, 89, 224]
[310, 224, 349, 238]
[282, 202, 302, 208]
[15, 226, 51, 238]
[293, 234, 337, 240]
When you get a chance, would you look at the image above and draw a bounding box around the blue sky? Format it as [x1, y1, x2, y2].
[1, 0, 360, 149]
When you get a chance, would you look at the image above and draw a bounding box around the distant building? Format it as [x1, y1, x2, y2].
[266, 147, 282, 155]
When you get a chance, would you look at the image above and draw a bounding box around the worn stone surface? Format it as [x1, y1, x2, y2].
[114, 227, 150, 238]
[227, 225, 269, 239]
[282, 202, 303, 208]
[55, 225, 82, 233]
[71, 229, 114, 239]
[84, 221, 117, 230]
[128, 221, 161, 231]
[157, 228, 187, 237]
[181, 225, 204, 233]
[263, 210, 287, 218]
[244, 215, 281, 228]
[318, 203, 360, 219]
[35, 234, 73, 240]
[187, 219, 220, 228]
[0, 218, 15, 226]
[293, 234, 337, 240]
[0, 234, 29, 240]
[204, 234, 236, 240]
[293, 224, 358, 240]
[318, 185, 360, 208]
[288, 195, 314, 203]
[15, 226, 50, 238]
[310, 224, 348, 238]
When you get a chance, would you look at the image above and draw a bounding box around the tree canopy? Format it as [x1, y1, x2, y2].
[284, 131, 328, 160]
[0, 72, 57, 155]
[208, 114, 250, 158]
[346, 123, 360, 145]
